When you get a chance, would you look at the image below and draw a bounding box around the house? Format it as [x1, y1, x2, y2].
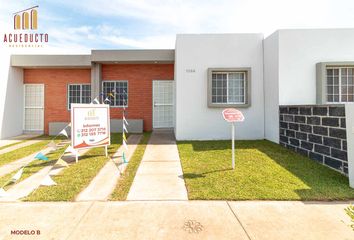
[1, 28, 354, 185]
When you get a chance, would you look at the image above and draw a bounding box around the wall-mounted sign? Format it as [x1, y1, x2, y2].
[222, 108, 244, 169]
[71, 104, 110, 151]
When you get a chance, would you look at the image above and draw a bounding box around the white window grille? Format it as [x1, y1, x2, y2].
[326, 67, 354, 103]
[67, 84, 91, 110]
[102, 81, 128, 107]
[211, 72, 246, 104]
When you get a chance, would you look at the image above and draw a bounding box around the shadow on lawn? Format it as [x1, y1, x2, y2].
[187, 140, 266, 151]
[181, 168, 233, 179]
[183, 139, 354, 200]
[254, 142, 354, 199]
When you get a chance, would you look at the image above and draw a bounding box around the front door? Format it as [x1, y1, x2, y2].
[24, 84, 44, 133]
[153, 81, 174, 128]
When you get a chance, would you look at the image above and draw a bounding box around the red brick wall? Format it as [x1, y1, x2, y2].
[24, 69, 91, 134]
[102, 64, 174, 131]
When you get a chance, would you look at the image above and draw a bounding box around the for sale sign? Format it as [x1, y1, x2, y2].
[71, 104, 110, 150]
[222, 108, 244, 170]
[222, 108, 244, 123]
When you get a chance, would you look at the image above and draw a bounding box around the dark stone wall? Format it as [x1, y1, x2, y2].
[279, 105, 348, 175]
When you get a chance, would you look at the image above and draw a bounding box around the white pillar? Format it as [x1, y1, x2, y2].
[345, 104, 354, 188]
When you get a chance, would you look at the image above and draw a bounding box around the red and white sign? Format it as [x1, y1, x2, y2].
[71, 104, 110, 150]
[222, 108, 244, 123]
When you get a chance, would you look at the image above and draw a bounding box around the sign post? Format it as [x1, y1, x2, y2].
[222, 108, 245, 169]
[71, 104, 110, 162]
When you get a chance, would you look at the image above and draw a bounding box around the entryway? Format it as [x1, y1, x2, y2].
[127, 129, 188, 200]
[23, 84, 44, 133]
[152, 80, 174, 129]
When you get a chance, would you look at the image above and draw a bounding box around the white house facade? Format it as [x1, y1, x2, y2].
[1, 28, 354, 185]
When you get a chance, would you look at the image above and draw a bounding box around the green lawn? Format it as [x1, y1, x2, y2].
[110, 132, 151, 200]
[0, 135, 48, 151]
[178, 140, 354, 201]
[0, 140, 26, 151]
[24, 133, 122, 201]
[0, 144, 69, 190]
[0, 139, 53, 168]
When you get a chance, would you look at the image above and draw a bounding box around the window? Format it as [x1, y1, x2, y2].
[208, 68, 251, 108]
[316, 62, 354, 104]
[67, 84, 91, 110]
[326, 67, 354, 103]
[102, 81, 128, 107]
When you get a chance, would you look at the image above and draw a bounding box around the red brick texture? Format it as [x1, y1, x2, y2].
[24, 69, 91, 134]
[23, 64, 174, 134]
[102, 64, 174, 131]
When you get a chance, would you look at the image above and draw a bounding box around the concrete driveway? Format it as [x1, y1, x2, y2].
[0, 201, 353, 240]
[127, 130, 188, 200]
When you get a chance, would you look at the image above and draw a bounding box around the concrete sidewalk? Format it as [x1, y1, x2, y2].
[127, 130, 188, 200]
[76, 135, 142, 201]
[0, 140, 43, 155]
[0, 147, 54, 178]
[0, 201, 353, 240]
[0, 134, 40, 148]
[0, 147, 85, 202]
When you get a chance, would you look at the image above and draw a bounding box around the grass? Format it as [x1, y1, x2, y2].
[24, 133, 122, 201]
[345, 205, 354, 230]
[0, 143, 69, 190]
[110, 132, 151, 200]
[0, 134, 56, 152]
[0, 139, 54, 168]
[178, 139, 354, 201]
[0, 140, 26, 151]
[0, 135, 47, 151]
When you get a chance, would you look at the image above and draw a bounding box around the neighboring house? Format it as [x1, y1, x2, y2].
[1, 28, 354, 185]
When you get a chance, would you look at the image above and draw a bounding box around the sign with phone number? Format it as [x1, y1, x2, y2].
[71, 104, 110, 150]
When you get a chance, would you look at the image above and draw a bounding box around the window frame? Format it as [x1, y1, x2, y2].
[67, 84, 92, 110]
[102, 80, 129, 108]
[207, 68, 251, 108]
[316, 62, 354, 104]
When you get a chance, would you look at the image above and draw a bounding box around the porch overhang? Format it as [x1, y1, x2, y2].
[11, 55, 91, 68]
[91, 49, 175, 64]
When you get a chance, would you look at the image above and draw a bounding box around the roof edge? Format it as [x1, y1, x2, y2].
[11, 55, 91, 68]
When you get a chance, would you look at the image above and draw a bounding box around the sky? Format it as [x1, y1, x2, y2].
[1, 0, 354, 53]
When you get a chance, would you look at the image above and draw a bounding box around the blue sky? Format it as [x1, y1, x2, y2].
[1, 0, 354, 53]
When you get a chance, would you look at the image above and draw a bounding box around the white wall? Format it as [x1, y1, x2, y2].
[0, 50, 24, 139]
[175, 34, 264, 140]
[264, 31, 280, 143]
[278, 29, 354, 105]
[345, 104, 354, 188]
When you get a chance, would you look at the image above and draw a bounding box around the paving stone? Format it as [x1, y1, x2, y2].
[329, 107, 345, 116]
[322, 117, 339, 127]
[309, 152, 323, 163]
[324, 157, 343, 171]
[299, 107, 312, 115]
[300, 124, 312, 133]
[313, 126, 328, 136]
[288, 107, 299, 114]
[313, 107, 328, 116]
[314, 144, 330, 155]
[300, 141, 313, 151]
[307, 116, 320, 125]
[329, 128, 346, 139]
[331, 148, 347, 161]
[323, 137, 341, 149]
